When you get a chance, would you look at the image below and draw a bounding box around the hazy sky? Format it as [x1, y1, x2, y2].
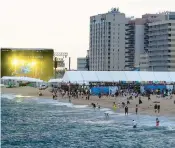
[0, 0, 174, 69]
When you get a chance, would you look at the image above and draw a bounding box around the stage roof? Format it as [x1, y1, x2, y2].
[62, 71, 175, 83]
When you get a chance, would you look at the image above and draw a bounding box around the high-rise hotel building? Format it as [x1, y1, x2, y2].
[89, 9, 175, 71]
[89, 8, 129, 71]
[148, 12, 175, 71]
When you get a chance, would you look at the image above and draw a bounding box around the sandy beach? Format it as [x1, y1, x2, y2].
[1, 86, 175, 116]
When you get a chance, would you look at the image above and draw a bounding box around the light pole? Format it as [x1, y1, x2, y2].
[54, 57, 58, 79]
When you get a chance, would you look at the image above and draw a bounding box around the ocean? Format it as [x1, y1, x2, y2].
[1, 94, 175, 148]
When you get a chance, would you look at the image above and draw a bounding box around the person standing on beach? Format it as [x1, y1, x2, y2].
[52, 92, 56, 100]
[157, 104, 160, 113]
[98, 104, 100, 109]
[135, 104, 138, 115]
[139, 97, 142, 104]
[113, 102, 117, 112]
[154, 104, 158, 113]
[125, 105, 128, 115]
[38, 90, 42, 96]
[91, 103, 96, 110]
[148, 94, 151, 101]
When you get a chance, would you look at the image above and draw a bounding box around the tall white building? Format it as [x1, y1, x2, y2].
[89, 9, 175, 71]
[125, 12, 175, 71]
[125, 19, 146, 70]
[125, 14, 164, 70]
[89, 8, 129, 71]
[148, 12, 175, 71]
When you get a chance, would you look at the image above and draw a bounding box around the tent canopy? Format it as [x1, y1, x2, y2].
[62, 71, 175, 84]
[48, 79, 62, 83]
[1, 76, 43, 82]
[139, 71, 155, 81]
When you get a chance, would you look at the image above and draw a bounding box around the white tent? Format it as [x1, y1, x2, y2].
[153, 72, 171, 82]
[1, 76, 43, 82]
[95, 71, 113, 82]
[62, 71, 84, 83]
[48, 79, 62, 83]
[62, 71, 175, 83]
[169, 72, 175, 82]
[139, 71, 155, 81]
[125, 71, 142, 81]
[81, 71, 99, 82]
[110, 71, 127, 82]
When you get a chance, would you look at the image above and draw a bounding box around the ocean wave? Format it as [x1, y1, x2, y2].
[83, 120, 115, 125]
[15, 95, 34, 98]
[99, 108, 111, 112]
[34, 99, 72, 107]
[35, 98, 89, 109]
[1, 94, 16, 100]
[166, 126, 175, 131]
[73, 105, 89, 109]
[2, 96, 175, 148]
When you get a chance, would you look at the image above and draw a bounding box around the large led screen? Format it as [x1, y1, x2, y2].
[1, 48, 54, 81]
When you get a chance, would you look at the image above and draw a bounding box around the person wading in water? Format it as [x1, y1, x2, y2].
[125, 105, 128, 115]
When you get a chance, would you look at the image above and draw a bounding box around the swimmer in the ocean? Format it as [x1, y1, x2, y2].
[91, 103, 96, 110]
[156, 118, 160, 127]
[132, 120, 137, 128]
[104, 112, 109, 119]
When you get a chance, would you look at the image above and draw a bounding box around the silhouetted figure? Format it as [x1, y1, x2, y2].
[139, 97, 142, 104]
[125, 105, 128, 115]
[157, 104, 160, 113]
[135, 104, 138, 115]
[154, 104, 158, 113]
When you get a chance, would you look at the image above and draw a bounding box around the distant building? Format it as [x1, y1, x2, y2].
[77, 57, 88, 71]
[89, 9, 175, 71]
[54, 52, 68, 69]
[147, 12, 175, 71]
[86, 50, 90, 70]
[89, 8, 130, 71]
[125, 13, 166, 70]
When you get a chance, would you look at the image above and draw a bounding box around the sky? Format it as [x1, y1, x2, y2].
[0, 0, 175, 69]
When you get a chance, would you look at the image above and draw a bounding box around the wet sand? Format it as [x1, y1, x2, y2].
[1, 87, 175, 116]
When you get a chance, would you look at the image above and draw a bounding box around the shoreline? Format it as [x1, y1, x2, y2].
[2, 93, 175, 118]
[1, 87, 175, 117]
